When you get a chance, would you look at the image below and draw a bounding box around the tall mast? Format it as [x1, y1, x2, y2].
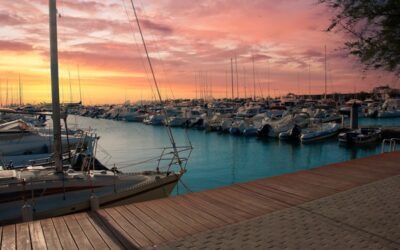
[252, 56, 256, 101]
[225, 70, 228, 99]
[5, 79, 8, 106]
[77, 65, 82, 104]
[194, 72, 198, 100]
[19, 74, 22, 106]
[324, 45, 327, 99]
[49, 0, 63, 172]
[267, 60, 270, 98]
[308, 63, 311, 96]
[68, 70, 73, 103]
[230, 58, 234, 99]
[235, 56, 239, 98]
[243, 67, 247, 99]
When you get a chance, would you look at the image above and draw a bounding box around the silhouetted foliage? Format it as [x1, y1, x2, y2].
[320, 0, 400, 75]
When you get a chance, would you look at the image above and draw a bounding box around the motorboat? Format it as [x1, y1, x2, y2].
[300, 122, 340, 143]
[0, 120, 84, 156]
[257, 113, 309, 139]
[338, 128, 381, 146]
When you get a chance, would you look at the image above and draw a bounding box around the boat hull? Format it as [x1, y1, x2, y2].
[0, 173, 180, 225]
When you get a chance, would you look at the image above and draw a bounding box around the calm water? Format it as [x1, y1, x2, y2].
[68, 116, 400, 195]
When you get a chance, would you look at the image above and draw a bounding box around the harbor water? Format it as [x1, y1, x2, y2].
[69, 115, 400, 195]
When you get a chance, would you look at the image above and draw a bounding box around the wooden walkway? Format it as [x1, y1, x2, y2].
[1, 152, 400, 249]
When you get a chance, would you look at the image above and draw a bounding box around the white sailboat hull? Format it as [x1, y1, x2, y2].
[0, 172, 180, 225]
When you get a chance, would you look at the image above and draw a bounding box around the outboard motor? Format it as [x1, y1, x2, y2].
[257, 124, 271, 139]
[288, 125, 301, 141]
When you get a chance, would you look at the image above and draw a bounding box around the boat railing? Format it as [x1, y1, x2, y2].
[381, 138, 400, 153]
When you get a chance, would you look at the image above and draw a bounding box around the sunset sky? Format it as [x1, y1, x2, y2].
[0, 0, 399, 104]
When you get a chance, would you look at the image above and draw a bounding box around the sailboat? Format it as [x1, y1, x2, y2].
[0, 0, 190, 225]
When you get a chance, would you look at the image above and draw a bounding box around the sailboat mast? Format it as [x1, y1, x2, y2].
[49, 0, 63, 172]
[308, 64, 311, 96]
[235, 56, 239, 98]
[77, 65, 82, 104]
[230, 58, 234, 99]
[243, 67, 247, 99]
[5, 80, 8, 106]
[18, 74, 22, 106]
[252, 57, 256, 101]
[225, 70, 228, 99]
[267, 60, 270, 98]
[324, 45, 327, 99]
[68, 71, 73, 103]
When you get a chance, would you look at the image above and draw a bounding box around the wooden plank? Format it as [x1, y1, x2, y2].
[229, 185, 289, 210]
[95, 209, 139, 249]
[310, 166, 376, 184]
[133, 202, 189, 236]
[29, 221, 47, 250]
[161, 198, 220, 229]
[209, 188, 272, 215]
[183, 194, 238, 224]
[104, 207, 151, 247]
[40, 219, 62, 250]
[220, 185, 282, 213]
[51, 217, 78, 250]
[124, 205, 176, 240]
[291, 172, 358, 191]
[138, 201, 197, 235]
[233, 184, 293, 209]
[115, 206, 166, 244]
[1, 224, 16, 250]
[191, 191, 253, 219]
[152, 199, 209, 232]
[244, 182, 308, 205]
[320, 162, 384, 180]
[171, 196, 226, 227]
[84, 212, 125, 250]
[16, 223, 31, 250]
[73, 213, 110, 250]
[349, 162, 400, 176]
[278, 175, 343, 195]
[262, 177, 335, 199]
[63, 215, 93, 250]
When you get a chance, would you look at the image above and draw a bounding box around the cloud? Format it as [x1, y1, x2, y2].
[0, 0, 396, 103]
[0, 40, 33, 52]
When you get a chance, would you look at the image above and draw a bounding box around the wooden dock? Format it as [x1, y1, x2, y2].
[1, 152, 400, 249]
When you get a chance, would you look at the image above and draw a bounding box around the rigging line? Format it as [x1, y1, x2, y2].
[122, 0, 169, 100]
[136, 0, 176, 100]
[129, 0, 183, 169]
[120, 0, 157, 101]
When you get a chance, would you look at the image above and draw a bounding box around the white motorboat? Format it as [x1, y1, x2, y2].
[0, 120, 83, 156]
[121, 107, 147, 122]
[300, 122, 340, 143]
[257, 113, 309, 139]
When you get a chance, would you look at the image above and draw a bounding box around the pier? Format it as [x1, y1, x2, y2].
[2, 151, 400, 249]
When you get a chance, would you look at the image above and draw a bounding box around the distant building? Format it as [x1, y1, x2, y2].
[372, 85, 400, 99]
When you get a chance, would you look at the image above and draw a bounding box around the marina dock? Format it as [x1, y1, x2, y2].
[2, 151, 400, 249]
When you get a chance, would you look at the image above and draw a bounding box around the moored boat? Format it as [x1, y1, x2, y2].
[300, 122, 340, 143]
[338, 128, 381, 146]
